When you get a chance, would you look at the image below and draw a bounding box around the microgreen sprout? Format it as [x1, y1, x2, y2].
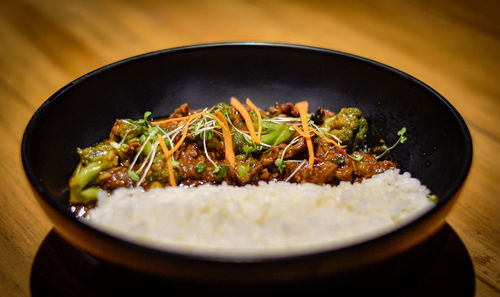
[127, 170, 140, 182]
[118, 130, 130, 146]
[311, 122, 343, 145]
[397, 127, 407, 143]
[126, 112, 172, 188]
[428, 194, 438, 203]
[243, 144, 258, 155]
[194, 163, 206, 173]
[129, 134, 151, 170]
[189, 110, 218, 140]
[213, 165, 228, 179]
[144, 111, 152, 122]
[285, 160, 306, 182]
[121, 119, 138, 128]
[201, 116, 218, 168]
[376, 127, 407, 160]
[331, 156, 345, 166]
[262, 116, 300, 125]
[224, 113, 256, 144]
[274, 159, 287, 174]
[202, 129, 214, 141]
[348, 153, 364, 162]
[136, 111, 152, 127]
[110, 141, 121, 151]
[137, 141, 159, 187]
[273, 135, 301, 174]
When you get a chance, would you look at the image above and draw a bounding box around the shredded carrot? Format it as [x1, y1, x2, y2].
[211, 110, 235, 168]
[294, 101, 315, 168]
[245, 98, 262, 143]
[293, 125, 346, 148]
[310, 127, 347, 149]
[230, 97, 259, 143]
[157, 134, 176, 187]
[151, 114, 196, 126]
[157, 113, 202, 187]
[292, 125, 313, 138]
[163, 114, 200, 159]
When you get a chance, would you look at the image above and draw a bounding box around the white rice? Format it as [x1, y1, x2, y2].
[85, 169, 435, 257]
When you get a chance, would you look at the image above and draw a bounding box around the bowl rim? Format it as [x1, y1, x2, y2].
[21, 41, 473, 264]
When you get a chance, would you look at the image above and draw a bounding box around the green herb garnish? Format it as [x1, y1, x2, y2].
[376, 126, 408, 160]
[237, 164, 250, 180]
[194, 163, 206, 173]
[128, 170, 140, 182]
[213, 165, 228, 179]
[274, 158, 287, 174]
[331, 156, 345, 166]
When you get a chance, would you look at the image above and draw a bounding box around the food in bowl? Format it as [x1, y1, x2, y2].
[70, 97, 436, 255]
[21, 43, 472, 281]
[70, 98, 406, 204]
[86, 171, 434, 256]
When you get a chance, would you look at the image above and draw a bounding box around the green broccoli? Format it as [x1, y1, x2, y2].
[320, 107, 368, 150]
[69, 141, 118, 203]
[260, 121, 295, 146]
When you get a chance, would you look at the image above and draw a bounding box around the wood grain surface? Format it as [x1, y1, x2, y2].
[1, 0, 499, 296]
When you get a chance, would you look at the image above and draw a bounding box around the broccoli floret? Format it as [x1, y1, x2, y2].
[213, 165, 229, 180]
[147, 151, 180, 185]
[320, 107, 368, 150]
[234, 154, 257, 183]
[232, 120, 294, 155]
[69, 160, 112, 203]
[232, 132, 251, 155]
[69, 141, 118, 203]
[353, 116, 368, 149]
[77, 141, 119, 165]
[260, 121, 294, 146]
[110, 119, 147, 144]
[212, 103, 237, 124]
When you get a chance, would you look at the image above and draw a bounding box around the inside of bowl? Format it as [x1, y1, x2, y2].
[23, 44, 471, 210]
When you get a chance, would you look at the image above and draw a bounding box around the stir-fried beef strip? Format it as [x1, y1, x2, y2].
[69, 99, 399, 207]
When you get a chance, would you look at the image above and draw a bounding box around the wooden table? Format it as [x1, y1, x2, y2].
[1, 0, 498, 296]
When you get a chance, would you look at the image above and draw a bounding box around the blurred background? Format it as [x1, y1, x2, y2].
[0, 0, 498, 296]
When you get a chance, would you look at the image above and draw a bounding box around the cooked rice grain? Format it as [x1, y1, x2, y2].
[86, 169, 434, 257]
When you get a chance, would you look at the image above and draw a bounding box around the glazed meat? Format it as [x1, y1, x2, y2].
[69, 97, 403, 205]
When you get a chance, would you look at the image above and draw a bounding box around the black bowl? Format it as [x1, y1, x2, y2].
[22, 42, 472, 283]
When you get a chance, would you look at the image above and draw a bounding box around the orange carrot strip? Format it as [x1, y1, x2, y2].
[157, 111, 235, 185]
[211, 110, 236, 168]
[295, 101, 315, 168]
[292, 125, 313, 138]
[245, 98, 262, 143]
[310, 127, 347, 149]
[230, 97, 259, 143]
[157, 134, 176, 187]
[163, 114, 201, 159]
[158, 113, 202, 186]
[151, 114, 196, 126]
